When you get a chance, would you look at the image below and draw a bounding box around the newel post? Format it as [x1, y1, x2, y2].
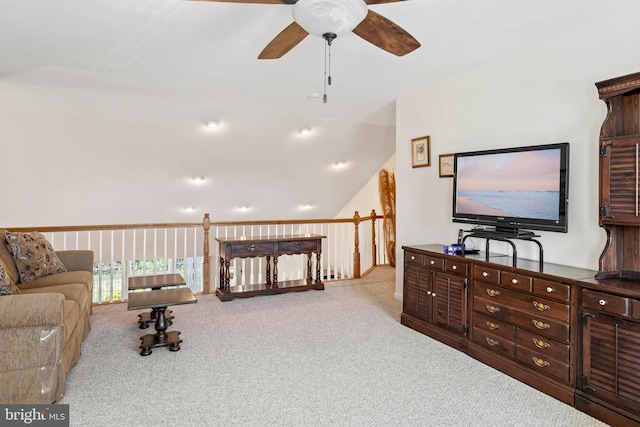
[353, 211, 361, 278]
[371, 209, 377, 267]
[203, 213, 211, 294]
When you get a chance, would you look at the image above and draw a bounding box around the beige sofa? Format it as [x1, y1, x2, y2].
[0, 236, 93, 404]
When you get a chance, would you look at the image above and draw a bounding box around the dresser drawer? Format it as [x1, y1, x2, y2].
[473, 312, 515, 341]
[500, 271, 532, 293]
[229, 242, 274, 258]
[516, 328, 569, 363]
[516, 346, 570, 383]
[473, 328, 515, 358]
[632, 299, 640, 321]
[444, 259, 468, 275]
[583, 289, 629, 317]
[475, 296, 569, 343]
[278, 240, 318, 254]
[474, 265, 500, 284]
[424, 254, 443, 270]
[473, 284, 569, 323]
[514, 311, 570, 343]
[532, 278, 570, 303]
[405, 251, 424, 266]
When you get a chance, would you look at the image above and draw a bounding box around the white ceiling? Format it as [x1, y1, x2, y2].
[0, 0, 624, 225]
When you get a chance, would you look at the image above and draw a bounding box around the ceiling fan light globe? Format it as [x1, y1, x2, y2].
[293, 0, 368, 38]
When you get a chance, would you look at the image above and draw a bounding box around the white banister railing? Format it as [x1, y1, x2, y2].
[5, 210, 386, 304]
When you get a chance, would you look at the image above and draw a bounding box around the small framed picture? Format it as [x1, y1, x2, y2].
[411, 136, 430, 168]
[439, 153, 455, 178]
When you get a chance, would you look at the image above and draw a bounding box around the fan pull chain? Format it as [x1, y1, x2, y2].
[323, 39, 328, 103]
[322, 33, 336, 104]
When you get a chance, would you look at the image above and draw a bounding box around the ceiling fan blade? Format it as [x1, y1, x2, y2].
[258, 22, 309, 59]
[186, 0, 295, 4]
[353, 10, 420, 56]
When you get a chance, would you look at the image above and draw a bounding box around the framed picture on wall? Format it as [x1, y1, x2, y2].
[411, 136, 430, 168]
[439, 153, 455, 178]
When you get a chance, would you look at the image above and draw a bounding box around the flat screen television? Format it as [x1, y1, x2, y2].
[452, 142, 569, 236]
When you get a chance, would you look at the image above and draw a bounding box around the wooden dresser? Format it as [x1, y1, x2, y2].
[401, 244, 640, 426]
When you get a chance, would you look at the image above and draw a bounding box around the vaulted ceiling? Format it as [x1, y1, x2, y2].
[0, 0, 618, 226]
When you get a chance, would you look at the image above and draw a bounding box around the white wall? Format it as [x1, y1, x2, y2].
[335, 153, 396, 220]
[394, 13, 640, 299]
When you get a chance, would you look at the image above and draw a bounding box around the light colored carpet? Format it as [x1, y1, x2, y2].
[61, 266, 607, 426]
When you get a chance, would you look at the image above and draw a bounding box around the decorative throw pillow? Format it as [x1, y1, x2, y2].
[0, 264, 20, 295]
[3, 231, 67, 284]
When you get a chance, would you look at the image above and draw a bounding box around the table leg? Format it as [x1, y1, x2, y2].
[316, 253, 321, 283]
[140, 305, 170, 356]
[266, 256, 271, 287]
[219, 257, 225, 290]
[307, 253, 312, 283]
[273, 257, 278, 288]
[224, 259, 231, 293]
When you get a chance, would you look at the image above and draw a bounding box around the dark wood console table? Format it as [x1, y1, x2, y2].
[216, 234, 325, 301]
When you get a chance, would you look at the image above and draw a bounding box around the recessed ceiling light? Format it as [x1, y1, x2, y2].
[182, 207, 196, 213]
[205, 120, 220, 129]
[299, 126, 312, 136]
[300, 204, 313, 210]
[190, 176, 206, 184]
[333, 161, 348, 169]
[237, 206, 251, 212]
[308, 92, 321, 99]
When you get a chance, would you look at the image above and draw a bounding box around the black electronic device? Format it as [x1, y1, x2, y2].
[452, 142, 569, 236]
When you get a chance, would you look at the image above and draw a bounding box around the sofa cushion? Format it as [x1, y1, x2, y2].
[0, 237, 19, 284]
[20, 271, 93, 294]
[3, 231, 67, 284]
[0, 264, 20, 296]
[21, 283, 89, 318]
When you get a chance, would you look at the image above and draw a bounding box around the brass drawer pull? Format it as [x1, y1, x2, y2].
[599, 299, 607, 306]
[411, 255, 416, 260]
[452, 265, 458, 270]
[486, 289, 500, 297]
[486, 305, 500, 314]
[532, 357, 550, 368]
[532, 319, 550, 330]
[533, 338, 550, 349]
[533, 301, 550, 311]
[511, 278, 518, 284]
[546, 286, 553, 293]
[482, 271, 489, 277]
[429, 260, 435, 265]
[486, 337, 500, 347]
[248, 244, 256, 251]
[486, 321, 500, 331]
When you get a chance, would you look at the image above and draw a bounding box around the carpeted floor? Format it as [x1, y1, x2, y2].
[60, 266, 607, 426]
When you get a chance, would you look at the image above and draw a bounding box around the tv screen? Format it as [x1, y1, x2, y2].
[452, 142, 569, 235]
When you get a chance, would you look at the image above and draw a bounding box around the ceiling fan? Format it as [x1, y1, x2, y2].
[188, 0, 420, 59]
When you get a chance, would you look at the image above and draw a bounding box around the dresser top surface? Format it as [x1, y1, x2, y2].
[403, 244, 598, 282]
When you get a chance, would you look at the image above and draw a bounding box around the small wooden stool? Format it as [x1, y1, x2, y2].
[127, 287, 197, 356]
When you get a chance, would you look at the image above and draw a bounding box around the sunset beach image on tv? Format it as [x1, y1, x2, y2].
[455, 148, 562, 221]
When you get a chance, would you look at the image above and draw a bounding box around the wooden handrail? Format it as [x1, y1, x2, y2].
[3, 213, 382, 233]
